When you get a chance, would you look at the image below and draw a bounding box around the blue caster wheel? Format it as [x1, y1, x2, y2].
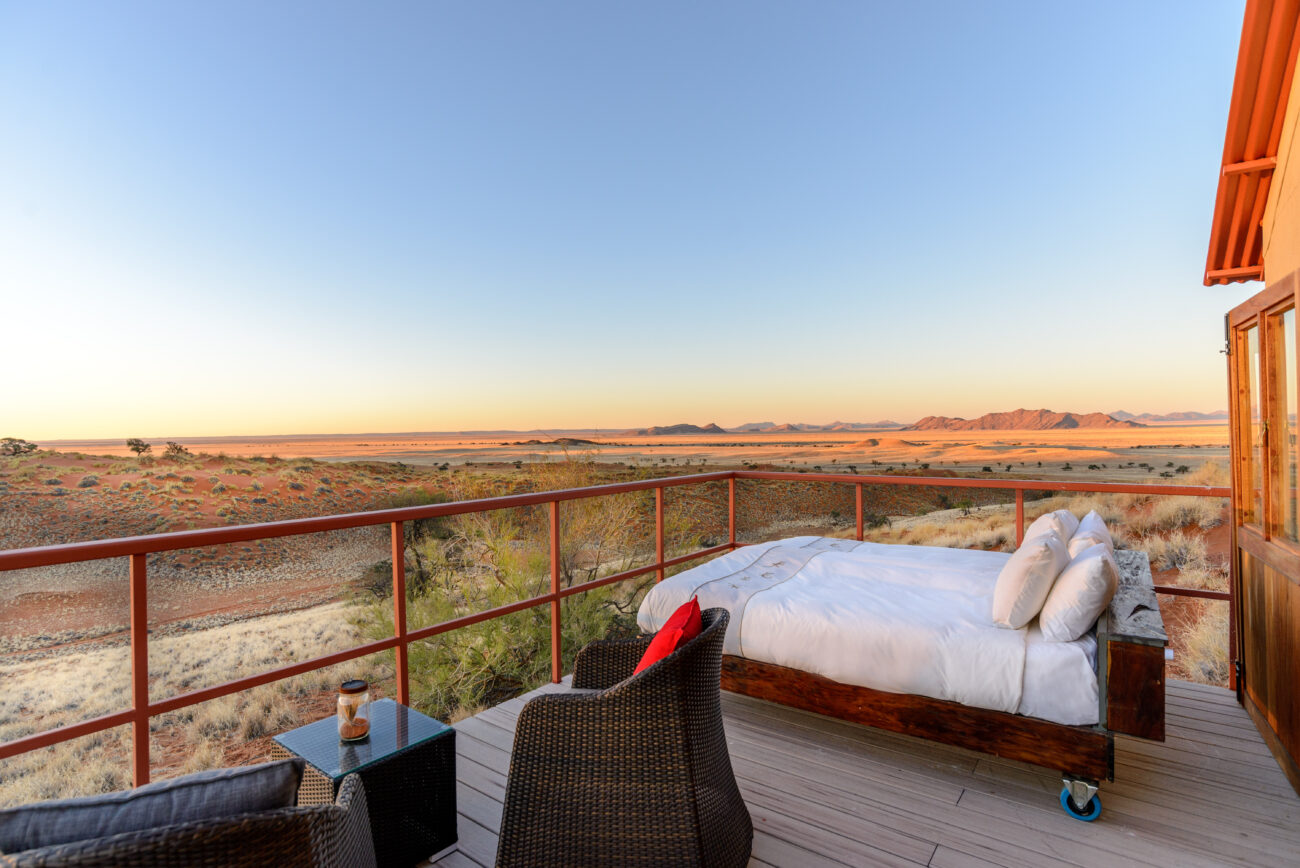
[1060, 786, 1102, 821]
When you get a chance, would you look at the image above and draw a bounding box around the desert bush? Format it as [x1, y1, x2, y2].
[77, 476, 98, 488]
[1142, 497, 1224, 533]
[1185, 461, 1229, 487]
[361, 452, 678, 720]
[43, 478, 61, 485]
[288, 481, 305, 491]
[1173, 602, 1230, 685]
[1144, 530, 1207, 571]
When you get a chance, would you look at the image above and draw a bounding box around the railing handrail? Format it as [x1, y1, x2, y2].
[733, 469, 1231, 498]
[0, 468, 1233, 786]
[0, 471, 735, 571]
[0, 471, 1229, 570]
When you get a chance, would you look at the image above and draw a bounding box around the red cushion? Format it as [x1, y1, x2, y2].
[633, 598, 703, 674]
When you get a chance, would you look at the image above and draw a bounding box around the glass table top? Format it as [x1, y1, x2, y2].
[273, 698, 452, 780]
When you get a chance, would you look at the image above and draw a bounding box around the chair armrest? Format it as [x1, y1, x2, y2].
[572, 635, 653, 689]
[332, 775, 378, 868]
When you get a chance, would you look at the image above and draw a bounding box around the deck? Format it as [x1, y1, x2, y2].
[429, 678, 1300, 868]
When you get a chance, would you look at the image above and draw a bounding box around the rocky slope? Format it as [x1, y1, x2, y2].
[906, 409, 1144, 431]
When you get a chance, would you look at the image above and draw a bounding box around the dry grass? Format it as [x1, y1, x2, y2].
[867, 508, 1017, 552]
[0, 602, 385, 808]
[1144, 529, 1209, 571]
[1170, 601, 1230, 684]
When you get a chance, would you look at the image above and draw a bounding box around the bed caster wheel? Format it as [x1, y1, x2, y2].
[1059, 786, 1102, 821]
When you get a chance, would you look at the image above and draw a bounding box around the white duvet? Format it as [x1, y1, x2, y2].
[637, 536, 1099, 725]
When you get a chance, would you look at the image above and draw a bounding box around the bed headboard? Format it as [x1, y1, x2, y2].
[1096, 550, 1167, 741]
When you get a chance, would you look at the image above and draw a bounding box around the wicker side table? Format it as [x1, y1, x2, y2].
[273, 698, 457, 867]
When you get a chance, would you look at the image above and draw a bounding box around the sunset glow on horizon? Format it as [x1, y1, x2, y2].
[1, 2, 1256, 441]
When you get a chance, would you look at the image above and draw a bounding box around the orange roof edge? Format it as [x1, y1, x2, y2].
[1204, 0, 1300, 287]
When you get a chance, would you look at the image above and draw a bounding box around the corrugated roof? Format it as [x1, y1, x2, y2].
[1205, 0, 1300, 286]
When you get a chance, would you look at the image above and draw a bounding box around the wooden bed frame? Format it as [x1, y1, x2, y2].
[720, 550, 1167, 783]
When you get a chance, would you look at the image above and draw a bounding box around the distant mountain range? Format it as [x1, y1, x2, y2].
[1109, 410, 1229, 423]
[905, 409, 1144, 431]
[732, 420, 905, 432]
[599, 409, 1229, 437]
[619, 423, 729, 436]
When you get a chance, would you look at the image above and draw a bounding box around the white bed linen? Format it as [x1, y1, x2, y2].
[638, 537, 1099, 725]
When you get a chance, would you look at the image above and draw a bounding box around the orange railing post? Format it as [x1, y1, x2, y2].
[391, 521, 409, 706]
[856, 483, 864, 541]
[549, 501, 562, 683]
[728, 477, 737, 548]
[1015, 489, 1025, 547]
[655, 487, 665, 582]
[129, 553, 150, 787]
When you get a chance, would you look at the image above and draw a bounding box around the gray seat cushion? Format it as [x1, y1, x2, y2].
[0, 759, 303, 853]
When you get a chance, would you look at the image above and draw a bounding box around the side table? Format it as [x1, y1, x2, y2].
[272, 698, 457, 866]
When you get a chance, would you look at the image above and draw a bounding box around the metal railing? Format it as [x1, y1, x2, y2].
[0, 470, 1231, 786]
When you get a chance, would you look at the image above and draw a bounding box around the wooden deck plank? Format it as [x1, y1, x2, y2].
[435, 678, 1298, 868]
[426, 848, 482, 868]
[927, 845, 1012, 868]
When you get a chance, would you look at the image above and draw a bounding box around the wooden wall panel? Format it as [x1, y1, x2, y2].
[1239, 550, 1300, 795]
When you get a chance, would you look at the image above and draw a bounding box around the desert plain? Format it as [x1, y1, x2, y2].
[43, 422, 1230, 480]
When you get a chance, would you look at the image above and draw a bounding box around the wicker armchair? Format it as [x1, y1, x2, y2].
[0, 773, 376, 868]
[496, 607, 752, 868]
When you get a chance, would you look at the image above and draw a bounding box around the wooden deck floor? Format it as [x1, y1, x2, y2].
[429, 679, 1300, 868]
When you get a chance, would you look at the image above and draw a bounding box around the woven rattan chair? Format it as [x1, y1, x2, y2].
[0, 773, 376, 868]
[496, 607, 752, 868]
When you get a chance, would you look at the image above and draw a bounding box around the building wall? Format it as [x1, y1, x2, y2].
[1263, 60, 1300, 280]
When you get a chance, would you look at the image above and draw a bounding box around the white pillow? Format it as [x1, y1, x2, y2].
[1067, 531, 1112, 559]
[1070, 510, 1114, 554]
[1039, 543, 1119, 642]
[1023, 509, 1079, 543]
[1076, 509, 1111, 538]
[993, 531, 1069, 629]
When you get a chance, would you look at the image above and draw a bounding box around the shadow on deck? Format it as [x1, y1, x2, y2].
[430, 679, 1299, 868]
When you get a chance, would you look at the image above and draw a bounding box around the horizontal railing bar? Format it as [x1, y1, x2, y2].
[0, 472, 1229, 572]
[733, 470, 1230, 498]
[0, 710, 136, 761]
[1153, 585, 1232, 600]
[557, 543, 735, 599]
[147, 637, 402, 716]
[0, 472, 735, 571]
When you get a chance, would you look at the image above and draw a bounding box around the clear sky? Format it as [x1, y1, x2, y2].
[0, 1, 1258, 438]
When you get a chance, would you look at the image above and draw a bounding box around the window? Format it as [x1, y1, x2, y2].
[1244, 324, 1262, 525]
[1268, 309, 1298, 541]
[1233, 295, 1299, 539]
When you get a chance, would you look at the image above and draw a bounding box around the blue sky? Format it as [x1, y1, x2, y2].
[1, 1, 1254, 438]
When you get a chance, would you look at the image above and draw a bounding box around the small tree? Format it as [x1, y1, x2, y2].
[164, 441, 191, 459]
[126, 438, 151, 457]
[0, 437, 37, 456]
